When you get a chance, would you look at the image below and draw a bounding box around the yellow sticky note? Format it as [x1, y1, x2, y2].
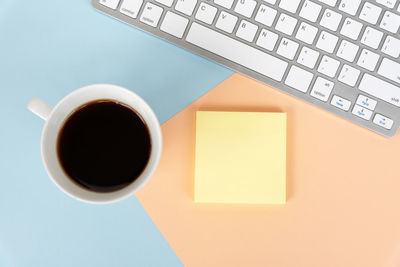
[194, 111, 286, 204]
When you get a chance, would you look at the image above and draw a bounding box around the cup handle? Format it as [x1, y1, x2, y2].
[27, 97, 53, 121]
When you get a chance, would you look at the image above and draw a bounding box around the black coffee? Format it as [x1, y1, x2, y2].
[57, 100, 151, 192]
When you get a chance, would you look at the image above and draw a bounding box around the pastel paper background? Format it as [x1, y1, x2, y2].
[137, 74, 400, 267]
[0, 0, 231, 266]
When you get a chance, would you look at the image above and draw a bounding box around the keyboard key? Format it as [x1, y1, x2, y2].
[255, 5, 277, 27]
[175, 0, 197, 16]
[256, 29, 278, 51]
[338, 64, 360, 86]
[160, 11, 188, 38]
[320, 9, 342, 31]
[236, 20, 258, 42]
[340, 18, 363, 40]
[214, 0, 234, 9]
[318, 55, 340, 77]
[275, 13, 298, 35]
[360, 27, 383, 49]
[331, 95, 351, 111]
[359, 74, 400, 107]
[276, 38, 299, 60]
[299, 0, 322, 22]
[352, 104, 373, 120]
[373, 114, 393, 130]
[376, 0, 396, 8]
[318, 0, 337, 7]
[381, 36, 400, 58]
[120, 0, 143, 18]
[295, 22, 318, 44]
[316, 31, 338, 53]
[356, 95, 377, 110]
[100, 0, 120, 9]
[140, 3, 163, 27]
[234, 0, 257, 18]
[398, 3, 400, 12]
[285, 66, 313, 93]
[336, 40, 359, 62]
[297, 46, 320, 69]
[195, 2, 217, 24]
[338, 0, 361, 16]
[279, 0, 301, 13]
[359, 2, 382, 24]
[215, 11, 238, 33]
[155, 0, 173, 7]
[379, 11, 400, 33]
[186, 22, 288, 81]
[310, 77, 334, 102]
[357, 49, 379, 71]
[378, 58, 400, 84]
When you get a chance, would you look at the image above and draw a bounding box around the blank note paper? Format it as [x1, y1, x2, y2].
[194, 111, 286, 204]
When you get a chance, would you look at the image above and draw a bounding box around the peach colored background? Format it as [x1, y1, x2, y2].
[137, 73, 400, 267]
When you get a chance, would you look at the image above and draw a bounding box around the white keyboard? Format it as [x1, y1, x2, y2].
[93, 0, 400, 137]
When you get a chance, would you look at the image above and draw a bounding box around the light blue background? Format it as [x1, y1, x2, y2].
[0, 1, 232, 266]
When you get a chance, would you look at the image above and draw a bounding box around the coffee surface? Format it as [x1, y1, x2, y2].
[57, 100, 151, 192]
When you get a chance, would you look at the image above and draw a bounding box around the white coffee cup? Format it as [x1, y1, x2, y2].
[27, 84, 162, 204]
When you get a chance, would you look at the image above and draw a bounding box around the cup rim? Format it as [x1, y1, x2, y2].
[41, 84, 162, 204]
